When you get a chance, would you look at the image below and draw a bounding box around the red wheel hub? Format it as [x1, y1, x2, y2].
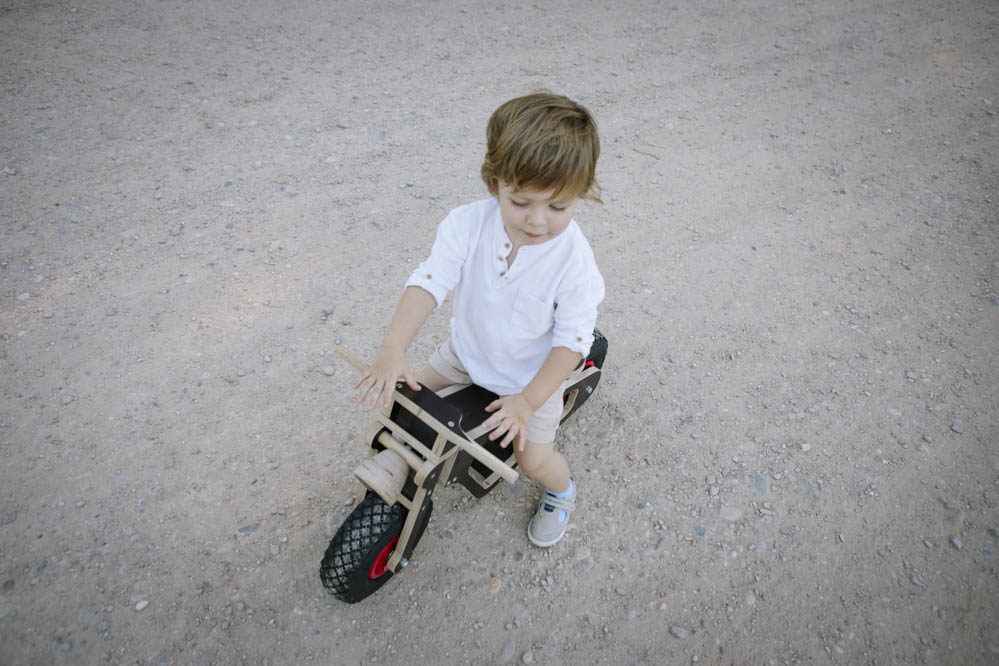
[369, 536, 399, 579]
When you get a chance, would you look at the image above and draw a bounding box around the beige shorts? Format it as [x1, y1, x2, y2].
[428, 338, 563, 445]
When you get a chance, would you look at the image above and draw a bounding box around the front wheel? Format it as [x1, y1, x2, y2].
[320, 493, 431, 603]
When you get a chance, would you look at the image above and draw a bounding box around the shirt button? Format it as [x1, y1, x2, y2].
[577, 336, 583, 342]
[504, 243, 511, 248]
[500, 271, 505, 276]
[498, 256, 504, 261]
[426, 273, 432, 279]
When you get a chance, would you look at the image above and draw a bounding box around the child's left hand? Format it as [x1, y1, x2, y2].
[482, 393, 535, 451]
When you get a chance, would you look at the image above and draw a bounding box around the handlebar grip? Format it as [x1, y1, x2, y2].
[336, 346, 369, 373]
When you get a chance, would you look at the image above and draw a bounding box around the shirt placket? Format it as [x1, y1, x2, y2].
[497, 227, 513, 281]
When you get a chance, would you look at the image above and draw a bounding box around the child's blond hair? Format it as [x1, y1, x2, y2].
[481, 92, 601, 203]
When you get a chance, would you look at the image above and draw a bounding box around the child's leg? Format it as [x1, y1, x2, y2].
[414, 364, 454, 393]
[514, 441, 570, 494]
[418, 338, 472, 393]
[518, 440, 575, 547]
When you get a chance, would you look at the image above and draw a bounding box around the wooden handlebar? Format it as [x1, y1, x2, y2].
[336, 345, 518, 484]
[336, 346, 369, 373]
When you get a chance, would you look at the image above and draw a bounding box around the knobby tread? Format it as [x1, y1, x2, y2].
[320, 494, 405, 602]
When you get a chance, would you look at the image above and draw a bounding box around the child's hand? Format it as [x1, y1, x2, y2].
[482, 393, 536, 451]
[355, 345, 420, 410]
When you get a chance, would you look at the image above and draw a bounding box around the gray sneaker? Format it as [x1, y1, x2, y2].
[527, 487, 576, 547]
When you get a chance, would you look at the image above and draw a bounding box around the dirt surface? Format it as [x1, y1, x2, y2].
[2, 0, 998, 663]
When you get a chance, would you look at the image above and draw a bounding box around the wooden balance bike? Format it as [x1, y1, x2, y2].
[320, 330, 607, 603]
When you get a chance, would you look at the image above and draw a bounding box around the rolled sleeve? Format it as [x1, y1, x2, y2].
[404, 208, 471, 308]
[552, 272, 605, 356]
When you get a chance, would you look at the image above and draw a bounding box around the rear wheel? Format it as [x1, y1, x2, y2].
[320, 492, 432, 603]
[587, 328, 608, 369]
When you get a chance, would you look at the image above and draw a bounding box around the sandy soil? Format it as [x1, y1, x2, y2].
[2, 0, 997, 663]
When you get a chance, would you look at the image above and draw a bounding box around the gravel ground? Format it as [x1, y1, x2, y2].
[1, 0, 997, 663]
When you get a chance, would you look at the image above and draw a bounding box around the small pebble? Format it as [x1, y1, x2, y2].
[323, 366, 335, 376]
[498, 640, 516, 663]
[950, 421, 964, 434]
[670, 626, 690, 639]
[135, 600, 148, 611]
[720, 506, 742, 522]
[61, 395, 74, 405]
[521, 649, 533, 664]
[488, 578, 501, 594]
[951, 537, 962, 550]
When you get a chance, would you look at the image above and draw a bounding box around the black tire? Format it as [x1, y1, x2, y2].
[586, 328, 608, 369]
[319, 493, 432, 603]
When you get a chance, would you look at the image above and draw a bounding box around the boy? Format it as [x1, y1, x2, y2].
[355, 91, 604, 547]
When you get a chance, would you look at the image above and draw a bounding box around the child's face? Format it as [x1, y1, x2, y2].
[497, 183, 577, 248]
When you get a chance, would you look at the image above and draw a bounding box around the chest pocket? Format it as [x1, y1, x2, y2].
[512, 288, 555, 336]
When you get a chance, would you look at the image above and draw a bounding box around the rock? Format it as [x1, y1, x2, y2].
[950, 421, 964, 434]
[488, 578, 501, 594]
[720, 506, 742, 522]
[498, 640, 516, 663]
[323, 366, 335, 376]
[521, 649, 534, 664]
[753, 474, 769, 495]
[61, 395, 74, 405]
[670, 625, 690, 638]
[951, 537, 962, 550]
[135, 600, 148, 611]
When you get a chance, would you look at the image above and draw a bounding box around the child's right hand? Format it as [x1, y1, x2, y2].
[354, 345, 421, 410]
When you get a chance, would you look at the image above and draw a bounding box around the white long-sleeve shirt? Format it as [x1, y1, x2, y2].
[405, 197, 604, 395]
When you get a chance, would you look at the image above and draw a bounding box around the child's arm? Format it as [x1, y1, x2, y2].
[481, 346, 582, 451]
[355, 286, 436, 410]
